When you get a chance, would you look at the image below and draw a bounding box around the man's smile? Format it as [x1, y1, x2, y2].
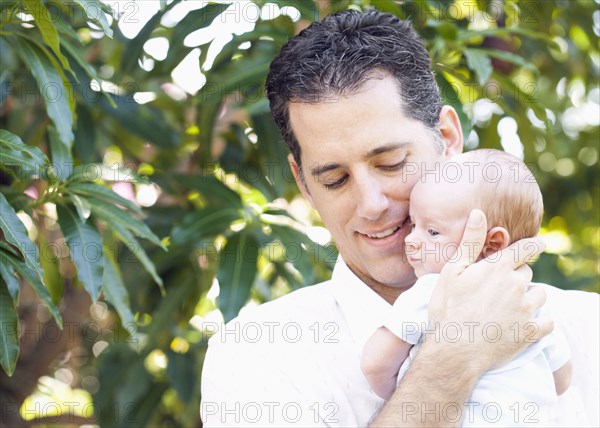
[365, 225, 400, 239]
[357, 217, 411, 248]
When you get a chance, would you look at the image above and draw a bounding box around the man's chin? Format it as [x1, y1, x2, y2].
[342, 250, 417, 287]
[373, 264, 418, 291]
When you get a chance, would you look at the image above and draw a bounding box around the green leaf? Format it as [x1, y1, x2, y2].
[37, 232, 63, 305]
[101, 251, 136, 329]
[86, 198, 165, 250]
[354, 0, 402, 17]
[48, 125, 73, 181]
[263, 211, 337, 270]
[22, 0, 74, 75]
[268, 223, 316, 283]
[493, 72, 548, 122]
[172, 174, 243, 210]
[436, 73, 471, 141]
[0, 129, 50, 180]
[464, 48, 493, 86]
[0, 193, 44, 282]
[7, 36, 74, 147]
[200, 18, 291, 73]
[102, 216, 164, 292]
[171, 207, 243, 246]
[166, 349, 197, 402]
[68, 182, 142, 214]
[72, 0, 113, 38]
[0, 279, 19, 377]
[95, 94, 181, 149]
[250, 112, 292, 198]
[1, 248, 62, 327]
[71, 193, 92, 221]
[271, 260, 303, 290]
[508, 27, 560, 49]
[0, 239, 24, 258]
[83, 202, 164, 292]
[217, 232, 259, 322]
[196, 101, 221, 161]
[68, 163, 149, 184]
[0, 192, 33, 214]
[1, 69, 11, 107]
[433, 21, 458, 41]
[457, 27, 559, 50]
[0, 260, 20, 303]
[73, 105, 99, 163]
[267, 0, 319, 20]
[198, 41, 274, 104]
[51, 16, 82, 41]
[111, 228, 164, 294]
[468, 48, 537, 71]
[163, 3, 231, 69]
[120, 0, 181, 73]
[60, 36, 116, 108]
[141, 266, 199, 350]
[57, 204, 104, 301]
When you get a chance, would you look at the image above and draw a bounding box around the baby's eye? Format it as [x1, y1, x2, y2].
[428, 229, 439, 237]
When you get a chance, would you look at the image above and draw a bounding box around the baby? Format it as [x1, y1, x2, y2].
[361, 149, 572, 426]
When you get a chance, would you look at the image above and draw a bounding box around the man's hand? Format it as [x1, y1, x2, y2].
[429, 209, 552, 373]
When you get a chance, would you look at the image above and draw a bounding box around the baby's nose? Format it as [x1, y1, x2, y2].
[404, 235, 420, 255]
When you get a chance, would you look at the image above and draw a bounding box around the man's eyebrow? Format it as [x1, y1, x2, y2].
[310, 162, 341, 178]
[363, 142, 410, 160]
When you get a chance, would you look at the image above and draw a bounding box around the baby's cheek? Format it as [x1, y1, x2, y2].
[441, 241, 461, 264]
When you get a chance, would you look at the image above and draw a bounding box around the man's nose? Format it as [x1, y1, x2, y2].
[354, 175, 389, 220]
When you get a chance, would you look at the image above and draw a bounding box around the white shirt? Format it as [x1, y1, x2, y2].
[201, 257, 599, 427]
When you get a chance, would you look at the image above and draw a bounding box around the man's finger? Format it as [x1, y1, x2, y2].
[527, 314, 554, 343]
[445, 209, 487, 273]
[525, 284, 548, 311]
[501, 237, 546, 269]
[514, 263, 534, 286]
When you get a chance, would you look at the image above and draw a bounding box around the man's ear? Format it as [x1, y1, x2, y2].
[438, 106, 463, 157]
[483, 226, 511, 257]
[288, 153, 316, 208]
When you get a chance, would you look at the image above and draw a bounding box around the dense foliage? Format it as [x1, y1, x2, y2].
[0, 0, 598, 426]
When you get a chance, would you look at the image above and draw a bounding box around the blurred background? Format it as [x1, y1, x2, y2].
[0, 0, 598, 426]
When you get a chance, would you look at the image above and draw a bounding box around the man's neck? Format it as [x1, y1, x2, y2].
[348, 266, 417, 305]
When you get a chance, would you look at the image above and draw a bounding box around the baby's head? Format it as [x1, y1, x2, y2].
[405, 149, 543, 277]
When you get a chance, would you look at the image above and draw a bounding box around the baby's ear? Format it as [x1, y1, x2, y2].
[483, 227, 510, 257]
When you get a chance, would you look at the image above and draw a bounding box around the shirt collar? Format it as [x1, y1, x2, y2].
[330, 256, 392, 352]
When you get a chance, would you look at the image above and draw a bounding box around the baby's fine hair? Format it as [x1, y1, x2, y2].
[452, 149, 543, 243]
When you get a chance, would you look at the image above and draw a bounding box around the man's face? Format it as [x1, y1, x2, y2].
[288, 75, 462, 300]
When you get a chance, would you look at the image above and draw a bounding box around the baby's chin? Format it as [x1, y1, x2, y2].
[410, 263, 426, 279]
[411, 264, 439, 279]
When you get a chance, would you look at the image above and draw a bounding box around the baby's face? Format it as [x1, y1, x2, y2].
[405, 179, 473, 276]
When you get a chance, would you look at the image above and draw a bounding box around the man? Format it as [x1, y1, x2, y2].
[201, 9, 598, 426]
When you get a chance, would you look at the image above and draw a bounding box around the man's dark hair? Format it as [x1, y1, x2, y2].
[266, 9, 442, 169]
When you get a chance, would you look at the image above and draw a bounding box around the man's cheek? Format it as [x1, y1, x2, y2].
[401, 162, 420, 184]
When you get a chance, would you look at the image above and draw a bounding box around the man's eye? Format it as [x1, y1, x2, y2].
[323, 175, 348, 190]
[428, 229, 439, 237]
[380, 160, 406, 171]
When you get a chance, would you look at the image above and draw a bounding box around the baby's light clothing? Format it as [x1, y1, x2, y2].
[385, 274, 571, 426]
